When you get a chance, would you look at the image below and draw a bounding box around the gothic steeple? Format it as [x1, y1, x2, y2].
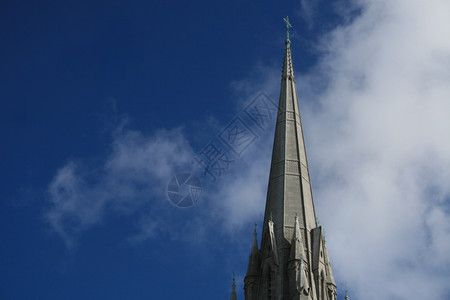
[260, 16, 317, 259]
[243, 17, 337, 300]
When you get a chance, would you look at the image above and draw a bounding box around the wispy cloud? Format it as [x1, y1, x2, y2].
[45, 123, 194, 248]
[298, 0, 319, 29]
[297, 0, 450, 298]
[44, 0, 450, 298]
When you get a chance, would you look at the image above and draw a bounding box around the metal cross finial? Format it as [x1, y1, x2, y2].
[283, 16, 292, 42]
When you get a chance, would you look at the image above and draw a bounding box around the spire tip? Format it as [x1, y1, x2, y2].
[283, 16, 292, 44]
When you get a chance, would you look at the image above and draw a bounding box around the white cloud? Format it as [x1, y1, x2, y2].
[45, 125, 194, 248]
[296, 0, 450, 298]
[298, 0, 319, 29]
[211, 134, 273, 231]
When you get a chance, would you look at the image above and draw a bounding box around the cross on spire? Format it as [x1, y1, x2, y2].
[283, 16, 292, 43]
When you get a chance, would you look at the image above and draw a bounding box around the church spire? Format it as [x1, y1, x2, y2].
[242, 17, 336, 300]
[261, 15, 317, 261]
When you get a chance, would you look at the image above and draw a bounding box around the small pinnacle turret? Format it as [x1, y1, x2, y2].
[289, 215, 306, 262]
[246, 227, 260, 277]
[230, 273, 237, 300]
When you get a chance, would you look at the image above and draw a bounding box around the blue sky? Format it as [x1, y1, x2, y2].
[2, 0, 450, 299]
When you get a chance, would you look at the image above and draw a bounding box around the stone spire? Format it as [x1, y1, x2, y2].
[243, 17, 337, 300]
[258, 16, 318, 298]
[230, 274, 237, 300]
[261, 15, 317, 250]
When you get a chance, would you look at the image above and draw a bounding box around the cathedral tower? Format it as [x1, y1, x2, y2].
[243, 17, 336, 300]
